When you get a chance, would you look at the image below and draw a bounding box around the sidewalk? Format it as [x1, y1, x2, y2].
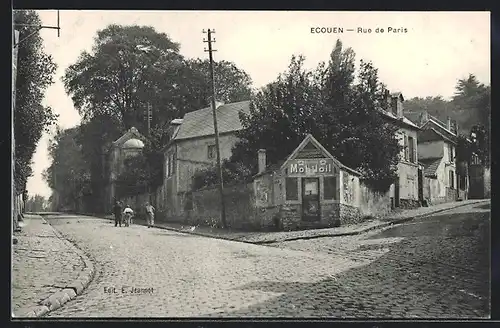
[12, 215, 95, 317]
[99, 199, 489, 245]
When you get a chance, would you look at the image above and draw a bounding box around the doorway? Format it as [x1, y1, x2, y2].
[302, 177, 320, 222]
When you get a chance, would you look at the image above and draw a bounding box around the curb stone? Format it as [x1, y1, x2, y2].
[149, 199, 490, 244]
[78, 199, 489, 246]
[15, 216, 96, 318]
[251, 199, 490, 244]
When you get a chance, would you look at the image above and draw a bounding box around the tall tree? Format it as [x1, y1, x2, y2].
[185, 59, 253, 109]
[62, 24, 255, 209]
[452, 74, 490, 133]
[230, 55, 321, 173]
[73, 115, 123, 212]
[196, 40, 401, 192]
[13, 10, 58, 194]
[44, 127, 91, 212]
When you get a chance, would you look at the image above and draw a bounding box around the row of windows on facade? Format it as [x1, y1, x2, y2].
[284, 176, 337, 201]
[166, 145, 217, 179]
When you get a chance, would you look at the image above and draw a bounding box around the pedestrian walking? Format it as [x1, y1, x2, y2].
[145, 202, 155, 228]
[113, 200, 123, 227]
[123, 205, 134, 227]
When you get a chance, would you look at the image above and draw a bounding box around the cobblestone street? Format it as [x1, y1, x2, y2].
[12, 215, 86, 316]
[268, 201, 490, 318]
[40, 201, 489, 318]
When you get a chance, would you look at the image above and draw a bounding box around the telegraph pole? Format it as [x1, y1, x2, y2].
[203, 29, 227, 229]
[146, 102, 152, 136]
[146, 102, 152, 203]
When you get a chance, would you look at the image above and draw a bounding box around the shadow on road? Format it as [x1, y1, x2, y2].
[221, 211, 490, 318]
[475, 203, 491, 211]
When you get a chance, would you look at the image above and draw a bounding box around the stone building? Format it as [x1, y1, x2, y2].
[406, 112, 468, 204]
[104, 127, 147, 212]
[253, 134, 363, 230]
[180, 134, 363, 231]
[379, 92, 421, 209]
[156, 100, 251, 219]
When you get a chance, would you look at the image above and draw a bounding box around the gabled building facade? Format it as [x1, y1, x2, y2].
[157, 100, 251, 219]
[406, 112, 466, 204]
[379, 92, 421, 209]
[104, 127, 147, 212]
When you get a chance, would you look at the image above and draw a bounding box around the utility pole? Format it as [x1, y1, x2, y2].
[146, 102, 152, 136]
[146, 102, 152, 203]
[203, 28, 227, 229]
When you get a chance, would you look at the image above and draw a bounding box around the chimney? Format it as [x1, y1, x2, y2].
[454, 121, 459, 135]
[168, 119, 183, 139]
[421, 111, 429, 125]
[447, 117, 452, 131]
[258, 149, 266, 174]
[211, 100, 225, 110]
[391, 97, 398, 116]
[396, 94, 404, 118]
[384, 90, 390, 111]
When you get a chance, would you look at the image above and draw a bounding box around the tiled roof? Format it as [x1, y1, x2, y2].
[419, 126, 457, 144]
[378, 109, 420, 130]
[404, 112, 423, 126]
[174, 100, 251, 141]
[420, 157, 442, 177]
[424, 118, 457, 140]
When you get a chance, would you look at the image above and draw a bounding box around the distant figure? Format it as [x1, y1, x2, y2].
[113, 200, 123, 227]
[145, 202, 155, 228]
[123, 205, 134, 227]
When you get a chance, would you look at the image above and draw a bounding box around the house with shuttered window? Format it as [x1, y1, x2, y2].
[379, 92, 422, 209]
[157, 100, 251, 219]
[405, 111, 464, 204]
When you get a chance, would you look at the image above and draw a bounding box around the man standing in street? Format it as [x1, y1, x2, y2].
[113, 200, 123, 227]
[145, 202, 155, 228]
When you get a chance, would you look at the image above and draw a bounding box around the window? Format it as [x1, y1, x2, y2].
[207, 145, 216, 159]
[323, 176, 337, 200]
[166, 153, 175, 177]
[408, 136, 415, 163]
[285, 177, 299, 201]
[449, 145, 454, 162]
[403, 134, 409, 161]
[170, 153, 175, 175]
[449, 170, 455, 189]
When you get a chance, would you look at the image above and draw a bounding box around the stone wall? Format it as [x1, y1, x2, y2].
[359, 182, 392, 218]
[445, 187, 458, 202]
[277, 202, 363, 231]
[279, 204, 302, 231]
[399, 198, 420, 209]
[339, 204, 362, 225]
[183, 183, 261, 230]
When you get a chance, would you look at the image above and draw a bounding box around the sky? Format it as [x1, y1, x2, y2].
[25, 10, 490, 198]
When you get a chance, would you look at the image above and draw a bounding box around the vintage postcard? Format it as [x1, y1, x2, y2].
[12, 10, 490, 319]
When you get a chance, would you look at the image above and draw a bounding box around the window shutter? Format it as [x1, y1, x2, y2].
[404, 135, 409, 161]
[413, 138, 417, 163]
